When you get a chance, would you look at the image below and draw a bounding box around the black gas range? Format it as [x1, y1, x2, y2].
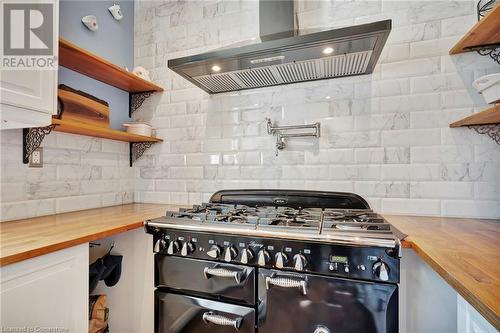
[145, 190, 404, 333]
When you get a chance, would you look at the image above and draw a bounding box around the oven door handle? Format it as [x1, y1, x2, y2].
[265, 275, 307, 295]
[202, 311, 243, 330]
[203, 266, 247, 284]
[313, 326, 330, 333]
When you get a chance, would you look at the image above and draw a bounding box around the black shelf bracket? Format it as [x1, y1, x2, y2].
[22, 125, 57, 164]
[129, 141, 156, 166]
[468, 124, 500, 144]
[129, 91, 153, 117]
[476, 0, 500, 65]
[476, 47, 500, 65]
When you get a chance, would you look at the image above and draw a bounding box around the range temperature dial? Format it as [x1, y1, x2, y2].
[181, 241, 195, 256]
[206, 244, 222, 259]
[275, 252, 288, 269]
[293, 253, 307, 271]
[167, 240, 180, 255]
[224, 245, 238, 262]
[373, 260, 390, 281]
[257, 249, 270, 266]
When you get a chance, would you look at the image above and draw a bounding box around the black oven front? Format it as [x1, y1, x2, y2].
[154, 254, 398, 333]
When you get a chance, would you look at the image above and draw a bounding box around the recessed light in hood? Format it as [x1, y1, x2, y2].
[168, 1, 391, 94]
[322, 47, 334, 55]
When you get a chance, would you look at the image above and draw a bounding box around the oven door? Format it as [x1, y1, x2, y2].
[156, 255, 255, 305]
[156, 291, 255, 333]
[257, 269, 398, 333]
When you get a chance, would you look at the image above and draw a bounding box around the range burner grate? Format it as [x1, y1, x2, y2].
[168, 203, 394, 234]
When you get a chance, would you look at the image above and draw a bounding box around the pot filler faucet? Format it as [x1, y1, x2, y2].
[266, 118, 321, 156]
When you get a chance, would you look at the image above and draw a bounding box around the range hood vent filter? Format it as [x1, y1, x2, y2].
[191, 51, 373, 93]
[235, 67, 279, 88]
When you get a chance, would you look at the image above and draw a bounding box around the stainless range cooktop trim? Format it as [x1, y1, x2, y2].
[145, 220, 398, 248]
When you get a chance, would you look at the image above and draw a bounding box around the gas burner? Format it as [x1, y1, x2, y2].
[267, 218, 315, 228]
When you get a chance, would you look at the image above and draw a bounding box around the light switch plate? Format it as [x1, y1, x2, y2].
[29, 147, 43, 167]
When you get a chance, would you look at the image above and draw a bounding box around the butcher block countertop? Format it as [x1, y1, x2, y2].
[0, 203, 177, 267]
[386, 215, 500, 330]
[0, 204, 498, 328]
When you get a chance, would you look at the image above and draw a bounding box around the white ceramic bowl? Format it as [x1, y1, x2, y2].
[123, 122, 154, 136]
[473, 73, 500, 104]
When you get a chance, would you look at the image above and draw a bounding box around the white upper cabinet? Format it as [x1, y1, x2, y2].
[0, 0, 59, 129]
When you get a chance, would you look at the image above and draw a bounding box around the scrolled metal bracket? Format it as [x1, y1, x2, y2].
[130, 141, 155, 166]
[22, 125, 57, 164]
[129, 91, 153, 117]
[468, 124, 500, 144]
[475, 0, 500, 65]
[476, 47, 500, 65]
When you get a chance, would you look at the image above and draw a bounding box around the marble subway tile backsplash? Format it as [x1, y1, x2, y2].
[1, 1, 498, 222]
[0, 130, 133, 221]
[134, 0, 499, 218]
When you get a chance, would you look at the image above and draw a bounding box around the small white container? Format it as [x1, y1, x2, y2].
[123, 122, 154, 136]
[472, 73, 500, 104]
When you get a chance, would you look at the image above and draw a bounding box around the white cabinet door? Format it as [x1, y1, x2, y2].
[0, 69, 56, 114]
[457, 295, 498, 333]
[0, 244, 88, 333]
[0, 0, 59, 129]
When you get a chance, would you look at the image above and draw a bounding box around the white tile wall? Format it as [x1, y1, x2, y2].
[133, 0, 499, 219]
[0, 130, 134, 221]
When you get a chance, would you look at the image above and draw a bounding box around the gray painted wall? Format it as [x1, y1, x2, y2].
[59, 0, 134, 129]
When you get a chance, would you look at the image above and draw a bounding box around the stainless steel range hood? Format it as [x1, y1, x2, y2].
[168, 1, 391, 94]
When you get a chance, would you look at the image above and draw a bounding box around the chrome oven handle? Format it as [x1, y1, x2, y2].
[265, 275, 307, 295]
[202, 311, 243, 330]
[203, 266, 246, 284]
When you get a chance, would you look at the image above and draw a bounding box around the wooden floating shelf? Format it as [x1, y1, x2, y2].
[59, 38, 163, 93]
[22, 40, 165, 166]
[51, 118, 163, 143]
[22, 119, 162, 166]
[450, 104, 500, 127]
[449, 3, 500, 54]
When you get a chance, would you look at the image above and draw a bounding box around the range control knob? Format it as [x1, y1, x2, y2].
[373, 260, 390, 281]
[240, 248, 254, 264]
[166, 240, 180, 255]
[224, 245, 238, 262]
[153, 236, 166, 253]
[275, 252, 288, 269]
[293, 253, 307, 271]
[181, 241, 195, 256]
[206, 245, 222, 259]
[257, 249, 270, 266]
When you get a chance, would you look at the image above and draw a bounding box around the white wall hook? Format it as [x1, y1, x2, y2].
[108, 3, 123, 21]
[82, 15, 98, 31]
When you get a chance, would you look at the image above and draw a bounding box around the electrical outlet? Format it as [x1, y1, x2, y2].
[29, 147, 43, 167]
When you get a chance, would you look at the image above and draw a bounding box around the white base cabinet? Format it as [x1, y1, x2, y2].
[458, 295, 498, 333]
[400, 249, 498, 333]
[0, 244, 88, 333]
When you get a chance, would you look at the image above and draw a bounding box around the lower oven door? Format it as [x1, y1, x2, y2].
[258, 269, 398, 333]
[156, 291, 255, 333]
[156, 255, 255, 305]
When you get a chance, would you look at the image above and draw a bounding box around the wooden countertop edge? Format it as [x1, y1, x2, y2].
[402, 237, 500, 330]
[0, 221, 144, 267]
